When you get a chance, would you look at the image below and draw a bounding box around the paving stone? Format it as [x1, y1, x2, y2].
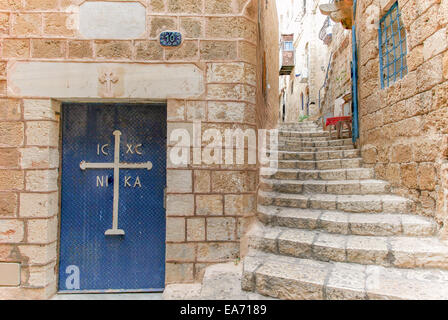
[346, 236, 389, 266]
[390, 237, 448, 269]
[164, 261, 276, 300]
[401, 214, 438, 236]
[274, 207, 321, 229]
[320, 211, 350, 234]
[349, 213, 401, 236]
[326, 263, 366, 300]
[337, 195, 382, 213]
[277, 228, 314, 258]
[326, 180, 360, 194]
[313, 232, 346, 262]
[249, 226, 281, 253]
[365, 265, 448, 300]
[255, 256, 329, 300]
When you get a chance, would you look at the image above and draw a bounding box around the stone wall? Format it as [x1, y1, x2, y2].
[355, 0, 448, 234]
[278, 0, 330, 123]
[321, 23, 352, 116]
[0, 0, 278, 299]
[257, 0, 279, 129]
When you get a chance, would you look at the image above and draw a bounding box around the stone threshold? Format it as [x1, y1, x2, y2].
[52, 292, 163, 300]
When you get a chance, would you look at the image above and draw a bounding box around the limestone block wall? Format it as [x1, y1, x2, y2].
[279, 0, 329, 123]
[0, 0, 277, 299]
[257, 0, 279, 129]
[355, 0, 448, 234]
[321, 24, 352, 116]
[307, 3, 329, 118]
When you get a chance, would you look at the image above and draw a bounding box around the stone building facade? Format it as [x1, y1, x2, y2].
[278, 0, 329, 123]
[317, 0, 448, 235]
[353, 0, 448, 234]
[320, 22, 352, 118]
[237, 0, 448, 300]
[0, 0, 279, 299]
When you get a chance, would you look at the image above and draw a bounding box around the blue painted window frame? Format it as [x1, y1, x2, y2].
[378, 2, 408, 88]
[283, 41, 294, 51]
[352, 0, 359, 142]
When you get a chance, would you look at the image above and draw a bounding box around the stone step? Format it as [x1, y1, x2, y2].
[261, 167, 375, 181]
[279, 127, 325, 132]
[277, 144, 354, 152]
[272, 158, 363, 170]
[279, 138, 353, 148]
[249, 226, 448, 270]
[260, 178, 390, 195]
[242, 250, 448, 300]
[279, 135, 330, 141]
[258, 191, 412, 213]
[279, 125, 341, 129]
[257, 205, 438, 237]
[279, 127, 326, 132]
[278, 129, 320, 133]
[279, 131, 331, 138]
[279, 122, 318, 128]
[280, 122, 317, 125]
[279, 135, 352, 144]
[279, 129, 350, 138]
[274, 149, 360, 161]
[278, 145, 353, 152]
[278, 136, 348, 141]
[163, 262, 276, 300]
[279, 137, 332, 144]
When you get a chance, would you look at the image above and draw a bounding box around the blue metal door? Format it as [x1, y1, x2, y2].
[58, 103, 166, 293]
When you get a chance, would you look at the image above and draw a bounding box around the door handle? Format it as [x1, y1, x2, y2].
[163, 187, 167, 209]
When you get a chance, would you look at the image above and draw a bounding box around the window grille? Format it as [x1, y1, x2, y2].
[378, 2, 408, 88]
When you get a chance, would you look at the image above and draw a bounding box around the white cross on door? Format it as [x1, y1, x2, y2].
[79, 130, 152, 236]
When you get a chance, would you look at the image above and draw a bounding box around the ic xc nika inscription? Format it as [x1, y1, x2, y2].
[79, 130, 152, 236]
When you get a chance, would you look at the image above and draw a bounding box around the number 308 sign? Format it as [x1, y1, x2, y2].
[160, 31, 182, 47]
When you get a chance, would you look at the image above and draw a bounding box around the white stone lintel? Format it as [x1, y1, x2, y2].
[8, 62, 205, 100]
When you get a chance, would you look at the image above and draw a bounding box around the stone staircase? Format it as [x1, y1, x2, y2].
[163, 262, 274, 300]
[242, 122, 448, 300]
